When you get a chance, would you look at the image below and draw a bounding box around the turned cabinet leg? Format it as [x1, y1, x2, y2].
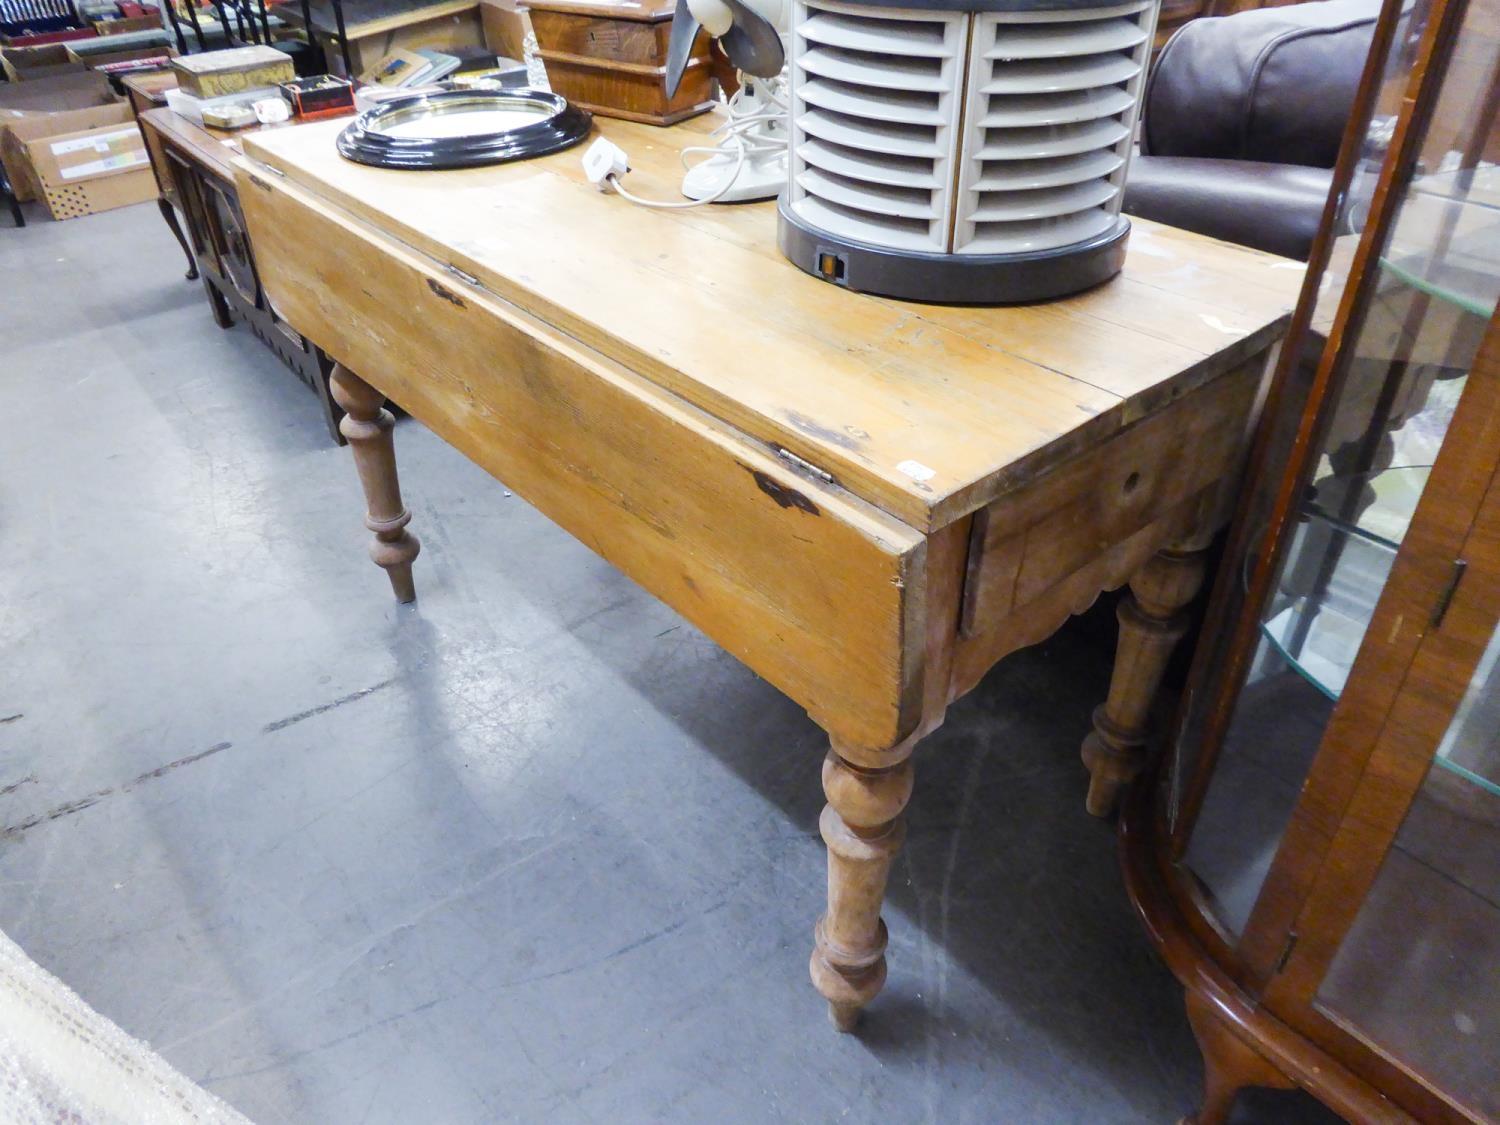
[1082, 539, 1209, 817]
[810, 741, 915, 1031]
[1180, 993, 1294, 1125]
[157, 197, 197, 281]
[329, 364, 420, 603]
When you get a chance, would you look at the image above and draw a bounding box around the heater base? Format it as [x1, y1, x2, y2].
[778, 203, 1131, 305]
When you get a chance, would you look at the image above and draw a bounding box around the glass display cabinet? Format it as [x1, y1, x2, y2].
[1120, 0, 1500, 1119]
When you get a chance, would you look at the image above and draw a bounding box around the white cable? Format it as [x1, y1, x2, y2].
[607, 146, 747, 209]
[679, 76, 788, 168]
[603, 75, 787, 210]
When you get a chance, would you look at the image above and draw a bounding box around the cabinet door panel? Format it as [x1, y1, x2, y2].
[203, 178, 261, 306]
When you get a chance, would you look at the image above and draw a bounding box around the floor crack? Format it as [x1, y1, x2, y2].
[0, 743, 232, 841]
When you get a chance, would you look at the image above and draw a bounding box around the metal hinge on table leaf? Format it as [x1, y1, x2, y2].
[444, 263, 482, 288]
[773, 446, 836, 486]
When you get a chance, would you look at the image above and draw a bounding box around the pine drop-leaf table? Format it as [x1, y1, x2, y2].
[235, 110, 1301, 1030]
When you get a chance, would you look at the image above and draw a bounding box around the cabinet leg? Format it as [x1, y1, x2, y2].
[810, 741, 915, 1031]
[1181, 992, 1295, 1125]
[204, 276, 232, 329]
[314, 352, 346, 447]
[157, 197, 197, 281]
[329, 364, 420, 603]
[1082, 539, 1209, 817]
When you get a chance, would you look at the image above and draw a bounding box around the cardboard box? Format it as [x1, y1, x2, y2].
[0, 74, 120, 201]
[26, 117, 149, 186]
[68, 42, 176, 71]
[33, 168, 157, 219]
[0, 103, 129, 200]
[11, 102, 155, 218]
[3, 60, 87, 81]
[0, 69, 114, 109]
[1, 42, 79, 81]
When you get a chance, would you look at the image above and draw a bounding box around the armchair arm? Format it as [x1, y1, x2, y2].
[1141, 0, 1379, 167]
[1123, 156, 1333, 261]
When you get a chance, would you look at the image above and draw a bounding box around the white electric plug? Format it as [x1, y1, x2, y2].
[582, 137, 630, 192]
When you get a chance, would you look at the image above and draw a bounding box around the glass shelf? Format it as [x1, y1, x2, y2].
[1435, 623, 1500, 799]
[1258, 467, 1426, 700]
[1380, 164, 1500, 318]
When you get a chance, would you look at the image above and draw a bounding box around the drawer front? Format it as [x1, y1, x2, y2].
[952, 358, 1266, 697]
[238, 164, 930, 753]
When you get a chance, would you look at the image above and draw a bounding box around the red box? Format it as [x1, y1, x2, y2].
[279, 75, 355, 121]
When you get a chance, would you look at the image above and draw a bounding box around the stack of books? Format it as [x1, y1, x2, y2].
[360, 47, 462, 88]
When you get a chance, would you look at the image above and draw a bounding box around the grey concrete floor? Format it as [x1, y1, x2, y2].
[0, 202, 1344, 1124]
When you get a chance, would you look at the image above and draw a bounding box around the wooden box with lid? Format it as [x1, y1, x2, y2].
[525, 0, 716, 125]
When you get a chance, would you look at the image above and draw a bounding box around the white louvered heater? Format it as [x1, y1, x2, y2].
[777, 0, 1159, 302]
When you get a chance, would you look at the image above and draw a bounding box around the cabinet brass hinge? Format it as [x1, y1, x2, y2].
[1274, 931, 1299, 975]
[1431, 559, 1467, 629]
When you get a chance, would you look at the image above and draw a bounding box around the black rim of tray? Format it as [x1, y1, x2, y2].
[336, 89, 592, 170]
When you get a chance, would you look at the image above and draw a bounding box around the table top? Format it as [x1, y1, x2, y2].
[240, 112, 1303, 531]
[122, 70, 179, 104]
[143, 106, 302, 182]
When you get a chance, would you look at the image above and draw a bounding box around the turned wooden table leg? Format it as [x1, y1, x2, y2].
[329, 364, 420, 603]
[1082, 537, 1210, 817]
[810, 741, 915, 1031]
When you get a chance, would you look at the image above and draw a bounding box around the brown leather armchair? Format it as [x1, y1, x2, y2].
[1123, 0, 1381, 261]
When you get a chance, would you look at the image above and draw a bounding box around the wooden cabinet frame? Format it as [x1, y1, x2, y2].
[140, 108, 346, 445]
[1124, 0, 1500, 1116]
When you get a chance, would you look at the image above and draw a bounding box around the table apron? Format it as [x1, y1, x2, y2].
[950, 360, 1266, 699]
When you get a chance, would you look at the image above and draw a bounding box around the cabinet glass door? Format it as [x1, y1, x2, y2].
[1316, 614, 1500, 1120]
[1179, 0, 1499, 941]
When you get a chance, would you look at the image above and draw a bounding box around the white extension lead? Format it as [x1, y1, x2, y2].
[580, 77, 788, 209]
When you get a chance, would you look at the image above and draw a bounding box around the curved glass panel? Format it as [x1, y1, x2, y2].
[1175, 0, 1500, 940]
[1317, 617, 1500, 1120]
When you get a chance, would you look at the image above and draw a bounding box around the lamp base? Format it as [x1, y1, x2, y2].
[777, 202, 1131, 305]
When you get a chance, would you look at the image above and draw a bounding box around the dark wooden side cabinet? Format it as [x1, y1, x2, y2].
[1123, 0, 1500, 1120]
[138, 106, 344, 444]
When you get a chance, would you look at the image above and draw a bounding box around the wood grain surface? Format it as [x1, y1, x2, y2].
[239, 112, 1300, 530]
[239, 168, 934, 753]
